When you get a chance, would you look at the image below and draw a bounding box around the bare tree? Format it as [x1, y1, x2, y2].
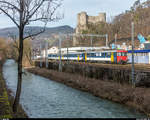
[0, 0, 63, 112]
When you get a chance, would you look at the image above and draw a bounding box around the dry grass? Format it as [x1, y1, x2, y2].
[27, 67, 150, 117]
[0, 61, 12, 118]
[6, 89, 28, 118]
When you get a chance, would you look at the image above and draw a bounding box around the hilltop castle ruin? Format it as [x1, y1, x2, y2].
[73, 12, 106, 46]
[76, 12, 106, 34]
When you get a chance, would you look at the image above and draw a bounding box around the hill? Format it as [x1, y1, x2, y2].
[0, 25, 74, 49]
[0, 25, 74, 38]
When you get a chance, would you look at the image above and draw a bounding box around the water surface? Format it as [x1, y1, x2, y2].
[3, 59, 146, 118]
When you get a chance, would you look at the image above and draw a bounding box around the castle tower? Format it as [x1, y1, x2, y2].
[76, 12, 87, 34]
[98, 13, 106, 22]
[74, 12, 88, 46]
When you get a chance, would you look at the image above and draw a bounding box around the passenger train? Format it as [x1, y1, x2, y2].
[128, 49, 150, 64]
[48, 50, 128, 64]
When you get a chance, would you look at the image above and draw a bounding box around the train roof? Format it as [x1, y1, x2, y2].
[128, 49, 150, 53]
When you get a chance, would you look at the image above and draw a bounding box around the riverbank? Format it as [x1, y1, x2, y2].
[34, 61, 150, 87]
[27, 67, 150, 117]
[0, 61, 12, 118]
[0, 60, 28, 118]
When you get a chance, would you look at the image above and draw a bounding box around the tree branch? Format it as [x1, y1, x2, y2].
[23, 27, 46, 40]
[24, 0, 44, 24]
[0, 1, 20, 12]
[0, 7, 19, 28]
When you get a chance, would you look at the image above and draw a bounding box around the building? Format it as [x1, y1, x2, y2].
[73, 12, 106, 46]
[75, 12, 106, 34]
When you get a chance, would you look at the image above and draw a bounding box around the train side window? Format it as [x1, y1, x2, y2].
[103, 53, 106, 57]
[145, 53, 148, 56]
[102, 53, 104, 57]
[141, 53, 144, 56]
[118, 52, 121, 56]
[142, 53, 144, 56]
[107, 52, 111, 57]
[124, 52, 127, 56]
[99, 53, 101, 56]
[91, 53, 93, 56]
[144, 53, 148, 56]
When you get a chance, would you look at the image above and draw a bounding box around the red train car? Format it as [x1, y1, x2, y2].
[116, 50, 128, 64]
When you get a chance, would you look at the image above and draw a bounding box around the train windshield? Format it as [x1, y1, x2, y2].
[117, 52, 127, 56]
[122, 52, 127, 56]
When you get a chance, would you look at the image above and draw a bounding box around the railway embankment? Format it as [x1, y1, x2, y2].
[26, 60, 150, 116]
[34, 61, 150, 87]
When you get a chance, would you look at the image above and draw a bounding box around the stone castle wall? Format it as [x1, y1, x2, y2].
[76, 12, 106, 34]
[73, 12, 106, 46]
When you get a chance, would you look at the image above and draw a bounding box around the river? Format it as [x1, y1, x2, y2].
[3, 59, 146, 118]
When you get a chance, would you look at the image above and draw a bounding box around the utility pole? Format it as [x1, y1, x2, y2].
[106, 34, 108, 47]
[90, 36, 93, 51]
[45, 41, 48, 68]
[40, 44, 42, 68]
[115, 34, 117, 49]
[67, 35, 69, 64]
[131, 22, 135, 87]
[59, 33, 62, 72]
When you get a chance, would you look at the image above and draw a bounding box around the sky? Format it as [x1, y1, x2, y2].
[0, 0, 147, 29]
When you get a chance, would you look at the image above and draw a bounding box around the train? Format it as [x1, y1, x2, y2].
[36, 47, 150, 64]
[128, 49, 150, 64]
[48, 50, 128, 64]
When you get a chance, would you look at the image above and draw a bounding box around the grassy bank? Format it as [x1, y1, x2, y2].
[27, 67, 150, 117]
[0, 60, 28, 118]
[0, 61, 12, 118]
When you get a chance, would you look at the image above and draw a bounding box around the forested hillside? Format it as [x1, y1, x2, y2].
[82, 0, 150, 47]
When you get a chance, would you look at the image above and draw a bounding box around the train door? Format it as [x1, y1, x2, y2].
[114, 52, 117, 63]
[82, 53, 87, 62]
[82, 53, 85, 62]
[77, 55, 80, 61]
[85, 53, 87, 62]
[111, 52, 114, 63]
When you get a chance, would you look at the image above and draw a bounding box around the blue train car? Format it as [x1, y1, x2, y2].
[48, 50, 128, 64]
[127, 49, 150, 64]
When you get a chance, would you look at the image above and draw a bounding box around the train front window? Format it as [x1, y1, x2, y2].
[117, 53, 121, 56]
[122, 52, 127, 56]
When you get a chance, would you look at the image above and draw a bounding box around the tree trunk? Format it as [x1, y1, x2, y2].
[13, 28, 24, 112]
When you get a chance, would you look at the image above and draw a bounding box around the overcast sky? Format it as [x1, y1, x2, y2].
[0, 0, 147, 29]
